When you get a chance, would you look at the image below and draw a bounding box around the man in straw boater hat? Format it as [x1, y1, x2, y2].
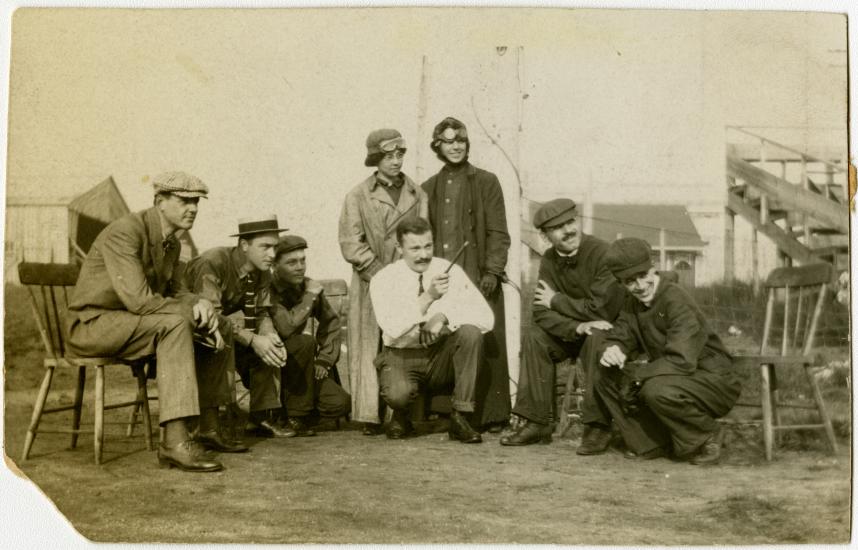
[68, 171, 225, 472]
[422, 116, 512, 433]
[500, 198, 626, 450]
[338, 129, 428, 435]
[589, 237, 741, 464]
[184, 214, 294, 447]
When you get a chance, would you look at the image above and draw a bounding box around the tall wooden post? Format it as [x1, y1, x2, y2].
[415, 55, 430, 184]
[724, 208, 735, 283]
[751, 229, 760, 294]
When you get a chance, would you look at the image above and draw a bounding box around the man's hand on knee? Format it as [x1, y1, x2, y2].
[576, 320, 613, 336]
[193, 299, 219, 334]
[600, 345, 627, 369]
[251, 333, 288, 368]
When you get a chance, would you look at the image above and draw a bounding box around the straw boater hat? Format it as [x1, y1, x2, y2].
[230, 215, 289, 238]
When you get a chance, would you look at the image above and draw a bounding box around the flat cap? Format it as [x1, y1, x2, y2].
[605, 237, 654, 280]
[152, 171, 209, 198]
[365, 128, 406, 166]
[276, 234, 308, 256]
[230, 214, 288, 238]
[533, 198, 577, 230]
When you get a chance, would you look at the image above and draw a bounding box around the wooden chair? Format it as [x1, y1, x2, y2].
[732, 263, 839, 460]
[18, 262, 154, 465]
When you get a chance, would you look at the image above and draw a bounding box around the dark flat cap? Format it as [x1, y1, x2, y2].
[605, 237, 653, 280]
[230, 215, 288, 238]
[533, 198, 577, 229]
[277, 234, 308, 256]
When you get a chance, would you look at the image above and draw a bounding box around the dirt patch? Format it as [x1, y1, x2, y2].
[3, 385, 851, 544]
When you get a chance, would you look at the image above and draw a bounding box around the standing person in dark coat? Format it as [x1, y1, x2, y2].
[184, 215, 293, 441]
[269, 235, 351, 436]
[68, 171, 225, 472]
[422, 116, 512, 432]
[500, 198, 625, 448]
[592, 238, 741, 464]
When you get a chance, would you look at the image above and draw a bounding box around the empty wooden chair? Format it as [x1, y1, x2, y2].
[18, 262, 154, 465]
[733, 263, 839, 460]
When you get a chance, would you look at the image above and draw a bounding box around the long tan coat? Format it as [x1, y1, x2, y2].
[338, 174, 428, 424]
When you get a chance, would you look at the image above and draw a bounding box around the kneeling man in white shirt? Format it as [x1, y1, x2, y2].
[369, 217, 494, 443]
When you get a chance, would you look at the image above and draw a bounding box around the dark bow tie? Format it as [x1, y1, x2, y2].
[558, 255, 577, 268]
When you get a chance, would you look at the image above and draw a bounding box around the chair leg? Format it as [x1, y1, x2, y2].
[139, 370, 154, 451]
[70, 366, 87, 449]
[21, 366, 55, 462]
[805, 364, 839, 455]
[760, 363, 775, 461]
[126, 366, 144, 437]
[769, 367, 782, 447]
[558, 364, 577, 437]
[94, 365, 105, 465]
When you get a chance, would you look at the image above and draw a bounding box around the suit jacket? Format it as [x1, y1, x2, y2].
[68, 207, 198, 350]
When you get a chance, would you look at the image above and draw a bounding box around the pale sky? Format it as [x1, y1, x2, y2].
[5, 8, 848, 279]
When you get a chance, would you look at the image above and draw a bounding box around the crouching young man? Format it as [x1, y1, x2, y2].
[590, 238, 742, 464]
[269, 235, 351, 436]
[369, 217, 494, 443]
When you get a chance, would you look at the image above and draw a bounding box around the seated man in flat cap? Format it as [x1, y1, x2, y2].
[370, 217, 493, 443]
[68, 171, 225, 472]
[184, 215, 293, 444]
[501, 198, 625, 450]
[591, 238, 741, 464]
[269, 235, 351, 436]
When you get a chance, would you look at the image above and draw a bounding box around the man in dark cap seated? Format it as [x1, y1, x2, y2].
[184, 215, 293, 444]
[591, 238, 741, 464]
[501, 198, 625, 449]
[268, 235, 351, 436]
[68, 171, 225, 472]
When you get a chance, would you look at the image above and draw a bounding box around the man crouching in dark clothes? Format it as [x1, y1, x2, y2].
[591, 237, 741, 465]
[269, 235, 351, 436]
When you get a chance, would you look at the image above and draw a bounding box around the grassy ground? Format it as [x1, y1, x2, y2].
[3, 284, 852, 544]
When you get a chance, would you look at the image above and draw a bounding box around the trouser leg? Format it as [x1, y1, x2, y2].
[377, 349, 426, 411]
[640, 372, 738, 457]
[193, 329, 234, 411]
[282, 334, 317, 417]
[579, 329, 611, 426]
[426, 325, 483, 413]
[233, 343, 282, 413]
[593, 368, 671, 454]
[512, 325, 578, 425]
[316, 377, 352, 418]
[69, 311, 202, 425]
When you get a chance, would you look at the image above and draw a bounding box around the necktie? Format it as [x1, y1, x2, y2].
[242, 273, 257, 331]
[418, 274, 425, 296]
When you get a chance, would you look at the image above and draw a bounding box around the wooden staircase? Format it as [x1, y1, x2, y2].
[725, 127, 849, 274]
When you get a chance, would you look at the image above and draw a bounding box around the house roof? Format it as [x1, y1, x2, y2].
[591, 204, 706, 249]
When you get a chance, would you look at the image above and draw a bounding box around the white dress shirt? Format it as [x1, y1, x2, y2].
[370, 257, 494, 348]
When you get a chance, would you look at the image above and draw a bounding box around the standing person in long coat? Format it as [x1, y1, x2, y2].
[339, 129, 429, 434]
[422, 117, 512, 432]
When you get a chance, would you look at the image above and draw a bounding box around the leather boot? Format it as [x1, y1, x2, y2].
[285, 417, 317, 437]
[499, 420, 553, 446]
[576, 424, 613, 455]
[386, 410, 414, 440]
[197, 430, 250, 453]
[449, 410, 482, 444]
[689, 426, 724, 465]
[158, 440, 224, 472]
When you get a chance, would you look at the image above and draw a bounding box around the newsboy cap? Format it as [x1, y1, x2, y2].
[533, 198, 577, 230]
[605, 237, 654, 280]
[276, 234, 308, 256]
[364, 129, 407, 166]
[152, 171, 209, 198]
[230, 215, 289, 238]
